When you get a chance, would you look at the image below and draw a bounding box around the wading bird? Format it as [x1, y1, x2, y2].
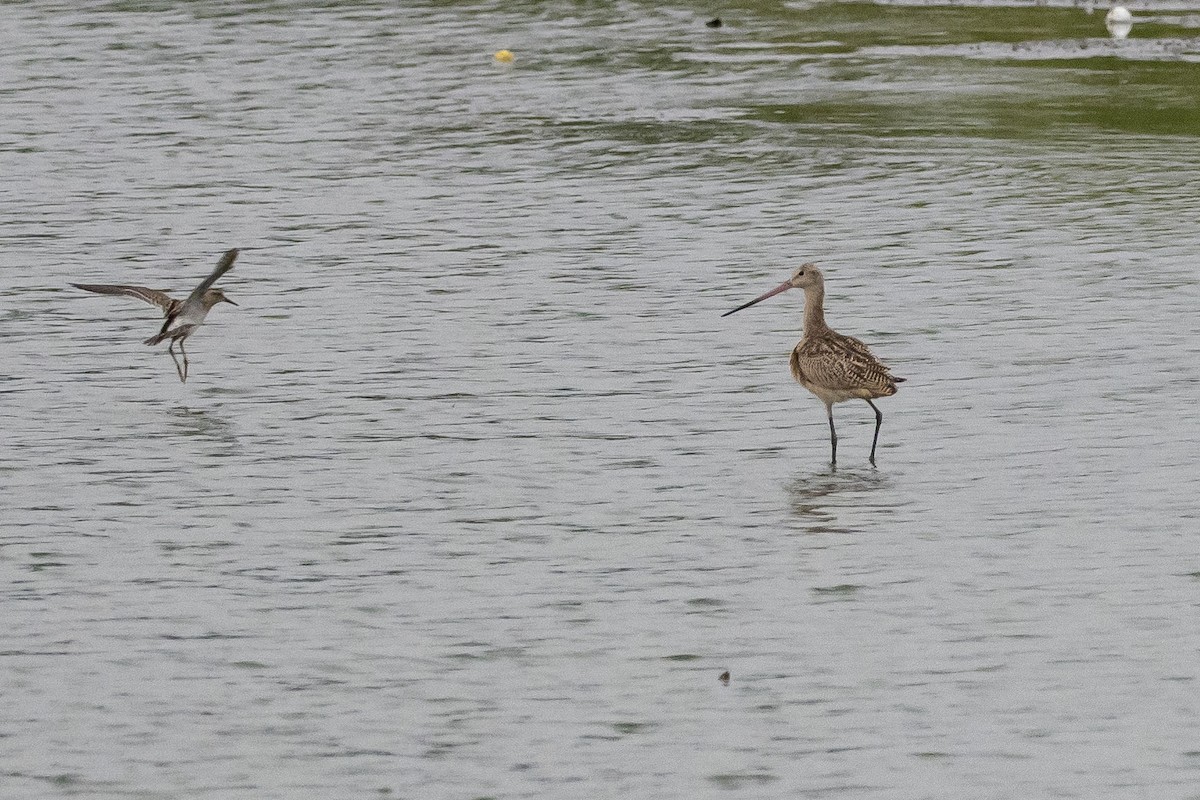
[72, 248, 239, 382]
[723, 263, 904, 466]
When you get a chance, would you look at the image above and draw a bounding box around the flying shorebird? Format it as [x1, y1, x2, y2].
[723, 263, 904, 466]
[71, 248, 239, 383]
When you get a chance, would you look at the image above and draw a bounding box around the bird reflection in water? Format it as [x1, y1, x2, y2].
[785, 468, 891, 529]
[168, 406, 240, 452]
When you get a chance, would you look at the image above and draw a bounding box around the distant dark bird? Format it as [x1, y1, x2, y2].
[719, 671, 731, 685]
[723, 263, 904, 466]
[706, 17, 722, 28]
[72, 248, 240, 383]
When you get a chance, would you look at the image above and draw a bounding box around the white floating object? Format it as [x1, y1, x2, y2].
[1105, 5, 1133, 23]
[1105, 5, 1133, 38]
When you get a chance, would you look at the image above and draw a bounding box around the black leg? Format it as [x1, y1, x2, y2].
[827, 404, 837, 467]
[168, 341, 185, 383]
[866, 399, 883, 465]
[179, 339, 189, 383]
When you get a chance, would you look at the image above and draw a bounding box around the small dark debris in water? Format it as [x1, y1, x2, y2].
[812, 583, 860, 596]
[706, 18, 722, 28]
[719, 670, 730, 685]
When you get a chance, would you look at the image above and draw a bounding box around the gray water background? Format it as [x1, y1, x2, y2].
[3, 1, 1200, 797]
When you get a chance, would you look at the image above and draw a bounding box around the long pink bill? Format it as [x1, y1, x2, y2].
[720, 281, 792, 317]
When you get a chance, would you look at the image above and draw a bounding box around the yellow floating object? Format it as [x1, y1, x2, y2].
[493, 49, 514, 63]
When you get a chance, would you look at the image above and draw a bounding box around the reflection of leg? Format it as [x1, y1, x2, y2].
[866, 399, 883, 465]
[826, 403, 837, 467]
[168, 340, 186, 382]
[179, 339, 189, 383]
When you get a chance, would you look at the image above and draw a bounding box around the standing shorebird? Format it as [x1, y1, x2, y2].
[72, 248, 239, 383]
[723, 263, 904, 466]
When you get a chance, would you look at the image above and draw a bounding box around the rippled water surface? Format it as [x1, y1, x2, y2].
[4, 1, 1200, 797]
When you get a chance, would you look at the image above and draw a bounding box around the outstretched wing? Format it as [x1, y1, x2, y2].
[187, 248, 239, 303]
[71, 283, 177, 314]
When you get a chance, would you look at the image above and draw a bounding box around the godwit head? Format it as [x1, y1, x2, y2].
[720, 263, 822, 317]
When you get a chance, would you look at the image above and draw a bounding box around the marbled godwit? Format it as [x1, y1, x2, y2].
[723, 263, 904, 466]
[72, 248, 239, 383]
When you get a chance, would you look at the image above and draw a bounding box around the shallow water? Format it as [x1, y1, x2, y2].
[3, 1, 1200, 797]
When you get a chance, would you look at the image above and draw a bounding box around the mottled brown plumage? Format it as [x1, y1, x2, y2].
[723, 263, 904, 465]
